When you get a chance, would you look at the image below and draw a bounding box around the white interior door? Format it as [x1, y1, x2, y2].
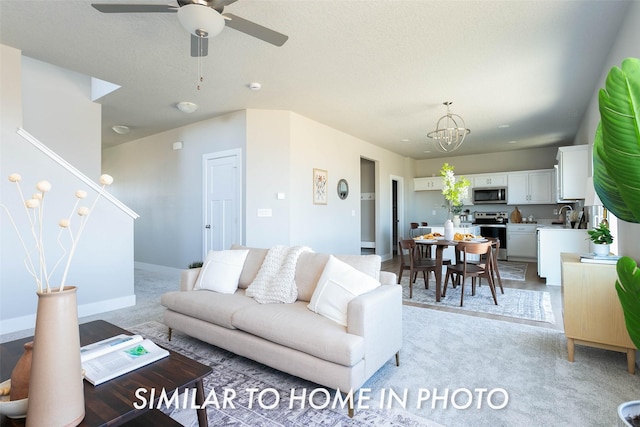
[203, 150, 241, 257]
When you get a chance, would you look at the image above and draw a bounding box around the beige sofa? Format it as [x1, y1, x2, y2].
[160, 245, 402, 412]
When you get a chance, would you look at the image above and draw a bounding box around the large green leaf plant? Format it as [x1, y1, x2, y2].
[593, 57, 640, 348]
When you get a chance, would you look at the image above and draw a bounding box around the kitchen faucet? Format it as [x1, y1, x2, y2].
[558, 205, 573, 227]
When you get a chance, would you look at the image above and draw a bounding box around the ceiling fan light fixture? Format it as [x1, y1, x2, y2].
[177, 4, 225, 38]
[111, 125, 130, 135]
[427, 101, 470, 153]
[176, 101, 198, 113]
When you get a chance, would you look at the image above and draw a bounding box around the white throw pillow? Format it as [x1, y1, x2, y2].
[194, 249, 249, 294]
[307, 255, 381, 326]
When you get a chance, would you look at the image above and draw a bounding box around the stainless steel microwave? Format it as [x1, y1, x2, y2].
[472, 187, 507, 204]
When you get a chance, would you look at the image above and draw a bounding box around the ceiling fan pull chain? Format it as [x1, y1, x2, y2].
[196, 37, 203, 90]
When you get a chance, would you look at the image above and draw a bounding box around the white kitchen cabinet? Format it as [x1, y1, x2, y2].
[507, 224, 537, 260]
[556, 145, 588, 200]
[472, 173, 507, 188]
[507, 169, 554, 204]
[414, 177, 443, 191]
[537, 227, 590, 285]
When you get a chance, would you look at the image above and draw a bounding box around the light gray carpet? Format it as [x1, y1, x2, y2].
[129, 321, 442, 427]
[365, 306, 640, 426]
[130, 306, 640, 427]
[401, 276, 555, 324]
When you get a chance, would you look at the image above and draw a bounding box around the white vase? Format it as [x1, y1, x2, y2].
[593, 243, 610, 256]
[27, 286, 85, 427]
[452, 215, 461, 227]
[444, 220, 454, 241]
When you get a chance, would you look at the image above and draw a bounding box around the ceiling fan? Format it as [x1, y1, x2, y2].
[91, 0, 288, 57]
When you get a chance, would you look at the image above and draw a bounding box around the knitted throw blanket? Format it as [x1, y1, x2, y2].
[246, 245, 313, 304]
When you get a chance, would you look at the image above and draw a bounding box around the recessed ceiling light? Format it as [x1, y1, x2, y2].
[423, 150, 431, 153]
[111, 125, 130, 135]
[498, 124, 510, 129]
[249, 82, 261, 91]
[176, 101, 198, 113]
[507, 140, 518, 144]
[400, 138, 410, 143]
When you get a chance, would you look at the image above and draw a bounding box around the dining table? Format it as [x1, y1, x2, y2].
[414, 237, 499, 302]
[414, 238, 457, 302]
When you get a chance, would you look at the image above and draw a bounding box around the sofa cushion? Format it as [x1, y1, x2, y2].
[161, 289, 257, 329]
[194, 249, 249, 294]
[295, 253, 382, 302]
[231, 245, 269, 289]
[307, 255, 381, 326]
[232, 301, 365, 366]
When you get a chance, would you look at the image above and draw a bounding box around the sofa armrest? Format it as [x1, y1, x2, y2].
[180, 268, 201, 292]
[347, 284, 402, 376]
[379, 271, 396, 285]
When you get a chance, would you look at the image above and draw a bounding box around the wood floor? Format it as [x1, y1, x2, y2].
[381, 255, 564, 331]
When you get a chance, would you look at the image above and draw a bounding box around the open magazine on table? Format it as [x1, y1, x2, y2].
[81, 334, 169, 386]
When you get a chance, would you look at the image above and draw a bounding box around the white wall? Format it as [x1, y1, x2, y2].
[104, 109, 411, 264]
[103, 110, 247, 269]
[415, 146, 559, 177]
[573, 0, 640, 261]
[0, 46, 136, 334]
[244, 110, 292, 248]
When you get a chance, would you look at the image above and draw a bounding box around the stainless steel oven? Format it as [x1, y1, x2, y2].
[477, 224, 507, 260]
[474, 212, 508, 260]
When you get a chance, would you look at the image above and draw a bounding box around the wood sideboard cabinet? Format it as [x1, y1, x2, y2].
[560, 253, 636, 374]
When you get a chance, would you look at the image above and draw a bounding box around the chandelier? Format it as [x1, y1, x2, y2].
[427, 102, 470, 152]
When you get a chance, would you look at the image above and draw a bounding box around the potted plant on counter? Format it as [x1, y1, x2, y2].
[440, 163, 470, 228]
[591, 57, 640, 426]
[587, 221, 613, 256]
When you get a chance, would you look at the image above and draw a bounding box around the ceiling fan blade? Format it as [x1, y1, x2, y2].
[91, 4, 178, 13]
[191, 34, 209, 57]
[223, 13, 288, 47]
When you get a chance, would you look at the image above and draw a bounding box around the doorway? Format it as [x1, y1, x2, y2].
[360, 158, 376, 254]
[202, 149, 242, 258]
[390, 175, 404, 257]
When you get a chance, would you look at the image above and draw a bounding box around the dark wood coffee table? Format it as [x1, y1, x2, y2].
[1, 320, 212, 426]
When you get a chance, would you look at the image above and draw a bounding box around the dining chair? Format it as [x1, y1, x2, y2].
[397, 239, 437, 298]
[410, 222, 419, 238]
[484, 237, 504, 294]
[421, 221, 428, 226]
[443, 241, 498, 307]
[473, 237, 504, 294]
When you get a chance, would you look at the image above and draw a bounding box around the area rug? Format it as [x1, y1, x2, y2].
[128, 321, 443, 427]
[496, 261, 527, 281]
[400, 276, 555, 324]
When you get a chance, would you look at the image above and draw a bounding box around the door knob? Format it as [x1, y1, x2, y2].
[205, 225, 211, 229]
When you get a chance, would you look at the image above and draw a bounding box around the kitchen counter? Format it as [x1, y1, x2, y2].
[537, 228, 590, 285]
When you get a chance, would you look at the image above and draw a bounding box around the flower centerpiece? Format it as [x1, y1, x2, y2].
[0, 172, 114, 425]
[1, 173, 113, 293]
[440, 163, 470, 221]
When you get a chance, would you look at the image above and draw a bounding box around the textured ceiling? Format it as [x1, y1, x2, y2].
[0, 0, 632, 159]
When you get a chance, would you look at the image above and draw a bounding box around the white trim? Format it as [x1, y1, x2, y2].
[17, 127, 139, 219]
[202, 149, 243, 259]
[0, 294, 136, 336]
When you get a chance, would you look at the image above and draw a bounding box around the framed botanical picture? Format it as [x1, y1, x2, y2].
[313, 168, 328, 205]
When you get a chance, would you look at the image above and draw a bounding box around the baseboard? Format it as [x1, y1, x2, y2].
[135, 262, 183, 275]
[1, 294, 136, 336]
